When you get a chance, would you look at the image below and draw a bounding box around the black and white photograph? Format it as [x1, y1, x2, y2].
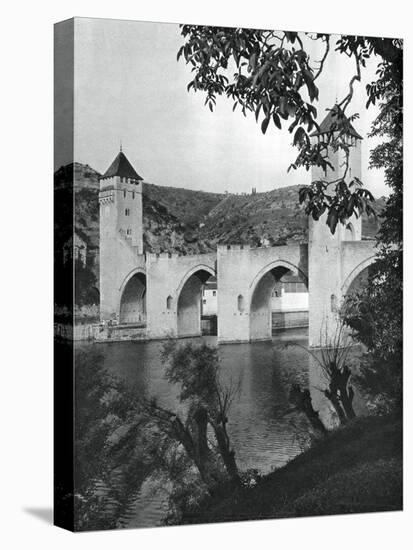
[52, 16, 403, 532]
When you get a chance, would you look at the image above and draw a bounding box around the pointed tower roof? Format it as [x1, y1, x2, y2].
[311, 105, 362, 139]
[102, 150, 143, 180]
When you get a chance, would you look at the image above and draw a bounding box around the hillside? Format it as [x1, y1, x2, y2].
[143, 182, 223, 225]
[55, 162, 385, 257]
[180, 414, 402, 525]
[200, 186, 308, 247]
[197, 186, 384, 247]
[55, 162, 101, 191]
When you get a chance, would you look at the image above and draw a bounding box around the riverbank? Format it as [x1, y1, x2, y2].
[181, 414, 402, 525]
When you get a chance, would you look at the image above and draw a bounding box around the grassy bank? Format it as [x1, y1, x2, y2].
[182, 414, 402, 525]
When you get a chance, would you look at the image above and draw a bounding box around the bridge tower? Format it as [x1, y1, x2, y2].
[99, 148, 145, 321]
[308, 106, 363, 346]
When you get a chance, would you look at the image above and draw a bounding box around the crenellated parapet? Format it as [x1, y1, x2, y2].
[99, 175, 143, 193]
[145, 251, 182, 262]
[217, 244, 251, 252]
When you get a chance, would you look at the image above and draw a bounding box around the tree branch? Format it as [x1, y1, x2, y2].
[338, 54, 361, 112]
[313, 36, 330, 81]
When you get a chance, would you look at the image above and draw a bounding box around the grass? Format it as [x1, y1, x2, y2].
[181, 414, 402, 524]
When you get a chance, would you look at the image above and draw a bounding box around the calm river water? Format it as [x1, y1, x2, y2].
[75, 328, 317, 527]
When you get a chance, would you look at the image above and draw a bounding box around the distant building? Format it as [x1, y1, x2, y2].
[200, 274, 308, 316]
[201, 277, 217, 315]
[271, 274, 308, 312]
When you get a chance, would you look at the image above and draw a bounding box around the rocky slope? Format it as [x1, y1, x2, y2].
[55, 162, 384, 257]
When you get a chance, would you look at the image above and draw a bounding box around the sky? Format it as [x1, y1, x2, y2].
[68, 17, 388, 197]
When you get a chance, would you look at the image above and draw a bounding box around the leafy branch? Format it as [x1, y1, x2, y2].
[177, 27, 381, 233]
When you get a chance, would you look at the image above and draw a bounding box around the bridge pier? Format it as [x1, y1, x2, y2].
[308, 213, 376, 347]
[145, 252, 217, 340]
[217, 244, 309, 344]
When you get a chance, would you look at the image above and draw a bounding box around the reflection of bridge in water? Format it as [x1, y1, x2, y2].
[98, 110, 377, 347]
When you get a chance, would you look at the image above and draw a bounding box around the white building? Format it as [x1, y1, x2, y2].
[201, 274, 308, 316]
[271, 274, 308, 312]
[201, 277, 217, 316]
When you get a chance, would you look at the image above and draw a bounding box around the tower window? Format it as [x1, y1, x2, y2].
[123, 190, 126, 198]
[166, 295, 173, 310]
[132, 192, 135, 199]
[237, 294, 245, 313]
[126, 228, 132, 236]
[125, 208, 130, 216]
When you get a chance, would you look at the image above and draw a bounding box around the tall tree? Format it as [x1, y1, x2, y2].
[343, 47, 402, 412]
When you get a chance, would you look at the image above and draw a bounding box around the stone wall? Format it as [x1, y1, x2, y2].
[146, 252, 216, 339]
[217, 244, 308, 343]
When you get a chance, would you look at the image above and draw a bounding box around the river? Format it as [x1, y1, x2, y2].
[74, 328, 319, 527]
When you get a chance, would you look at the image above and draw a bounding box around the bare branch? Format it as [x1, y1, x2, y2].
[338, 54, 361, 112]
[313, 36, 330, 81]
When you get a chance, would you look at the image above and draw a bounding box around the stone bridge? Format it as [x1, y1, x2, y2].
[98, 119, 378, 347]
[99, 237, 375, 346]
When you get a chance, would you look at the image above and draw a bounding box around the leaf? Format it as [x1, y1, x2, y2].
[293, 127, 306, 146]
[347, 195, 356, 216]
[288, 118, 299, 133]
[255, 102, 262, 122]
[279, 96, 287, 117]
[177, 46, 184, 61]
[285, 32, 297, 43]
[298, 187, 310, 203]
[249, 52, 257, 72]
[272, 112, 281, 129]
[327, 208, 339, 234]
[302, 68, 319, 102]
[261, 116, 270, 134]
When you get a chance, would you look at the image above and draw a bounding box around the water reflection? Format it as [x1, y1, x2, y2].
[74, 328, 338, 526]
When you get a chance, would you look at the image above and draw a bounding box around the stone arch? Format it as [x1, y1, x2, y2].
[177, 265, 215, 338]
[341, 256, 376, 297]
[249, 259, 308, 293]
[249, 260, 308, 341]
[176, 264, 216, 298]
[118, 268, 146, 325]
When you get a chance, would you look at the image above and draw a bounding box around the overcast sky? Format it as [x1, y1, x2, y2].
[69, 18, 388, 197]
